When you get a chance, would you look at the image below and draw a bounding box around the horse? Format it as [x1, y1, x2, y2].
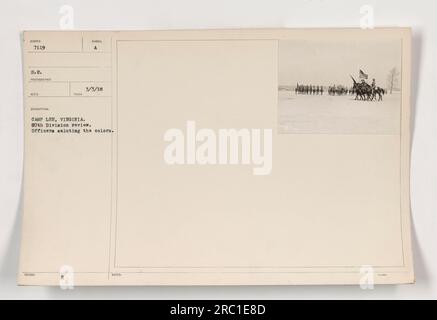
[350, 76, 373, 101]
[372, 87, 385, 101]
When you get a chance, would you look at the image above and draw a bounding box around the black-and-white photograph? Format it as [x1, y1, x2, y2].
[278, 39, 402, 134]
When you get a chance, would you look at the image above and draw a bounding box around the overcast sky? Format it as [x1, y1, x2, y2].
[278, 39, 401, 87]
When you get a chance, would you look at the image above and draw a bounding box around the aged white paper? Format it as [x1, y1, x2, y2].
[19, 29, 414, 285]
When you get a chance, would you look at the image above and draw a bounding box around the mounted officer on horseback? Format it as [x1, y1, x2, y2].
[350, 70, 385, 101]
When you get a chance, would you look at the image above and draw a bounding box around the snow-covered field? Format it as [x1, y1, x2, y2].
[278, 90, 401, 134]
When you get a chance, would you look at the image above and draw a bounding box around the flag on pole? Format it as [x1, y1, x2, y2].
[359, 69, 368, 80]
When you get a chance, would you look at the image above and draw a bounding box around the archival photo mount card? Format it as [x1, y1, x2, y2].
[19, 29, 414, 286]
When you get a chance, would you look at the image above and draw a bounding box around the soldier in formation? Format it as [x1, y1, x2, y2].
[294, 84, 325, 95]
